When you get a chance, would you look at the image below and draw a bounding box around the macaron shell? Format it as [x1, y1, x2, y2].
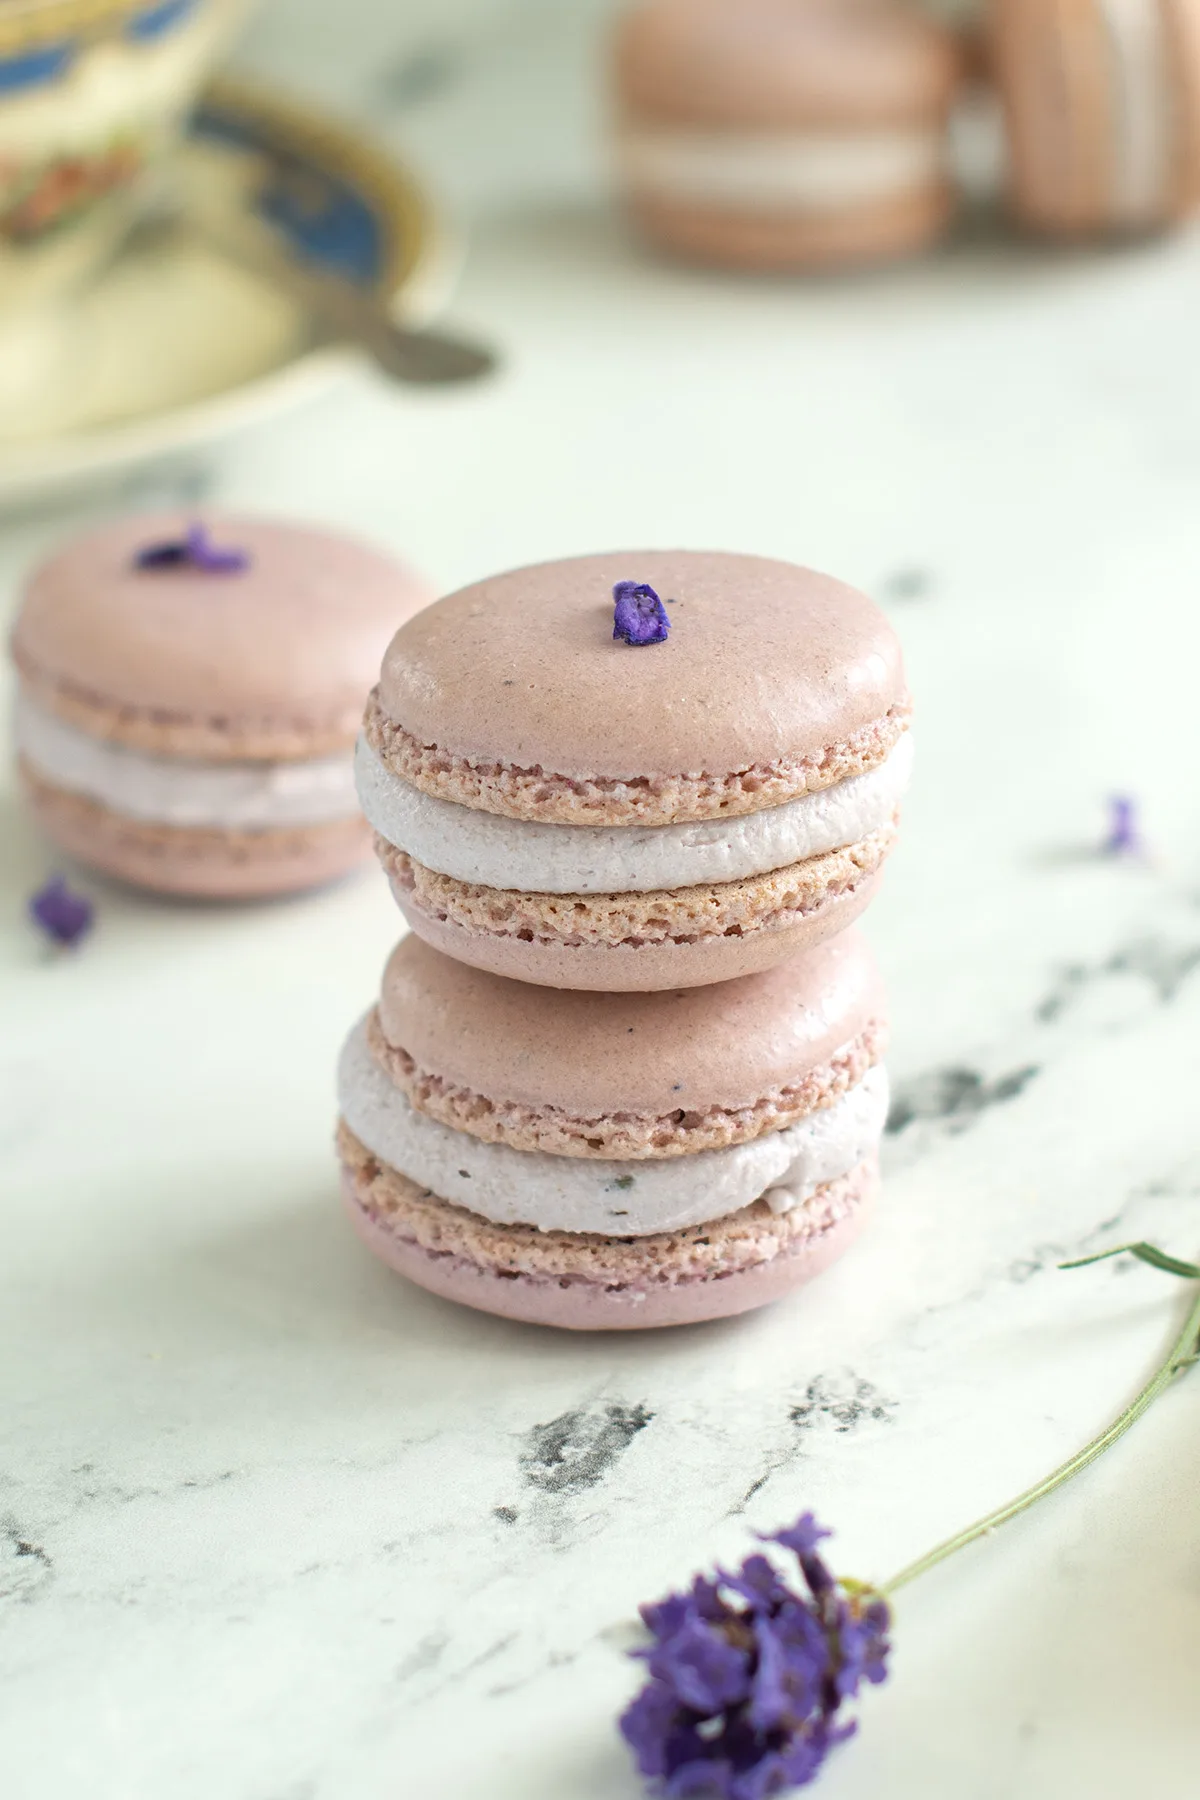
[376, 550, 905, 783]
[377, 920, 885, 1116]
[22, 764, 373, 898]
[615, 0, 962, 129]
[12, 512, 434, 759]
[389, 866, 881, 991]
[340, 1156, 874, 1331]
[627, 182, 954, 269]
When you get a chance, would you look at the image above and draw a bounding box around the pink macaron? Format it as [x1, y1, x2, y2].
[356, 549, 912, 992]
[337, 930, 889, 1330]
[613, 0, 964, 270]
[990, 0, 1200, 236]
[10, 513, 434, 899]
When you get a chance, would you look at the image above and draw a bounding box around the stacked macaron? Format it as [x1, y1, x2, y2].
[338, 548, 910, 1329]
[10, 513, 433, 898]
[337, 931, 889, 1329]
[612, 0, 964, 271]
[355, 551, 911, 992]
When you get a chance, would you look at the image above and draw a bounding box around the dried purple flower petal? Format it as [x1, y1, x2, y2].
[29, 875, 94, 948]
[135, 522, 249, 575]
[614, 580, 671, 646]
[764, 1514, 835, 1599]
[1103, 795, 1140, 857]
[620, 1514, 890, 1798]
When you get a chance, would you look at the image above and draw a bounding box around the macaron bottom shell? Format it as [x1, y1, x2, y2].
[339, 1121, 875, 1331]
[625, 181, 955, 271]
[386, 862, 883, 991]
[22, 764, 374, 899]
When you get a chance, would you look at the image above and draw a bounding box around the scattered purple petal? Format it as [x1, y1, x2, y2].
[620, 1514, 890, 1797]
[29, 875, 94, 948]
[614, 580, 671, 646]
[135, 522, 249, 575]
[1103, 796, 1141, 857]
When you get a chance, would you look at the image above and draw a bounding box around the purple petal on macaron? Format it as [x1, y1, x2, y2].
[28, 875, 94, 948]
[134, 522, 250, 574]
[613, 580, 671, 646]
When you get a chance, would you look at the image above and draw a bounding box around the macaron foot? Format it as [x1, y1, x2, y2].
[22, 765, 374, 899]
[338, 1120, 876, 1331]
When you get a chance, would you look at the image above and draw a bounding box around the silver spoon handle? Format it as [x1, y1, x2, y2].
[200, 210, 497, 386]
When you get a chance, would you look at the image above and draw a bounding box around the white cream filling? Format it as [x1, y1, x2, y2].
[1099, 0, 1172, 223]
[355, 729, 911, 895]
[338, 1016, 888, 1238]
[15, 691, 360, 830]
[617, 124, 945, 212]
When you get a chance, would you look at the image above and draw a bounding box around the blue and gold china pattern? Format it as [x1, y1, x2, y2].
[0, 1, 203, 97]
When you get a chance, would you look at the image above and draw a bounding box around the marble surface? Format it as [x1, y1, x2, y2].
[4, 4, 1200, 1797]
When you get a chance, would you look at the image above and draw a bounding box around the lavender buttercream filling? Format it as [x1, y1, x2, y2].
[337, 1016, 889, 1237]
[355, 730, 912, 895]
[16, 691, 360, 829]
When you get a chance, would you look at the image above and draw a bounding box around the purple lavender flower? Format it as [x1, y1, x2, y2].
[28, 875, 94, 948]
[135, 522, 249, 575]
[613, 580, 671, 646]
[1103, 796, 1140, 857]
[620, 1513, 890, 1798]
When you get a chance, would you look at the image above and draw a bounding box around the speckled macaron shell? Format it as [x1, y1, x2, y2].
[613, 0, 963, 270]
[13, 512, 433, 759]
[382, 846, 888, 991]
[374, 550, 906, 813]
[340, 1130, 876, 1331]
[991, 0, 1200, 236]
[11, 512, 433, 898]
[375, 928, 886, 1151]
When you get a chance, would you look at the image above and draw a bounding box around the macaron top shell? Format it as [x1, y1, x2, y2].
[377, 930, 885, 1117]
[615, 0, 962, 131]
[377, 549, 906, 784]
[12, 513, 433, 760]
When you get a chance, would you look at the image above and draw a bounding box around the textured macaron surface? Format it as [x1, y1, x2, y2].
[615, 0, 962, 128]
[371, 549, 908, 824]
[375, 930, 885, 1129]
[12, 513, 433, 759]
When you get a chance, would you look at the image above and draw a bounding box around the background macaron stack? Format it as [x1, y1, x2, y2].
[612, 0, 965, 270]
[989, 0, 1200, 238]
[10, 513, 433, 898]
[338, 549, 912, 1331]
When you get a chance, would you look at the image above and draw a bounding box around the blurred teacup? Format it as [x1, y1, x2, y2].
[0, 0, 246, 317]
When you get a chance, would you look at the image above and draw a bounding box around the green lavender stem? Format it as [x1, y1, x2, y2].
[880, 1250, 1200, 1599]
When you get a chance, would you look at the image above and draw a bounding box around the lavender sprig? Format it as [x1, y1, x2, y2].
[621, 1244, 1200, 1795]
[621, 1516, 889, 1798]
[29, 875, 94, 948]
[135, 522, 249, 574]
[613, 580, 671, 646]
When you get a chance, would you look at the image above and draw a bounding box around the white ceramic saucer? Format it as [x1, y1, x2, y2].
[0, 76, 456, 509]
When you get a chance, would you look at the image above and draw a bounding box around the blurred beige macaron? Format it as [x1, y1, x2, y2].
[10, 511, 434, 899]
[612, 0, 964, 270]
[990, 0, 1200, 236]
